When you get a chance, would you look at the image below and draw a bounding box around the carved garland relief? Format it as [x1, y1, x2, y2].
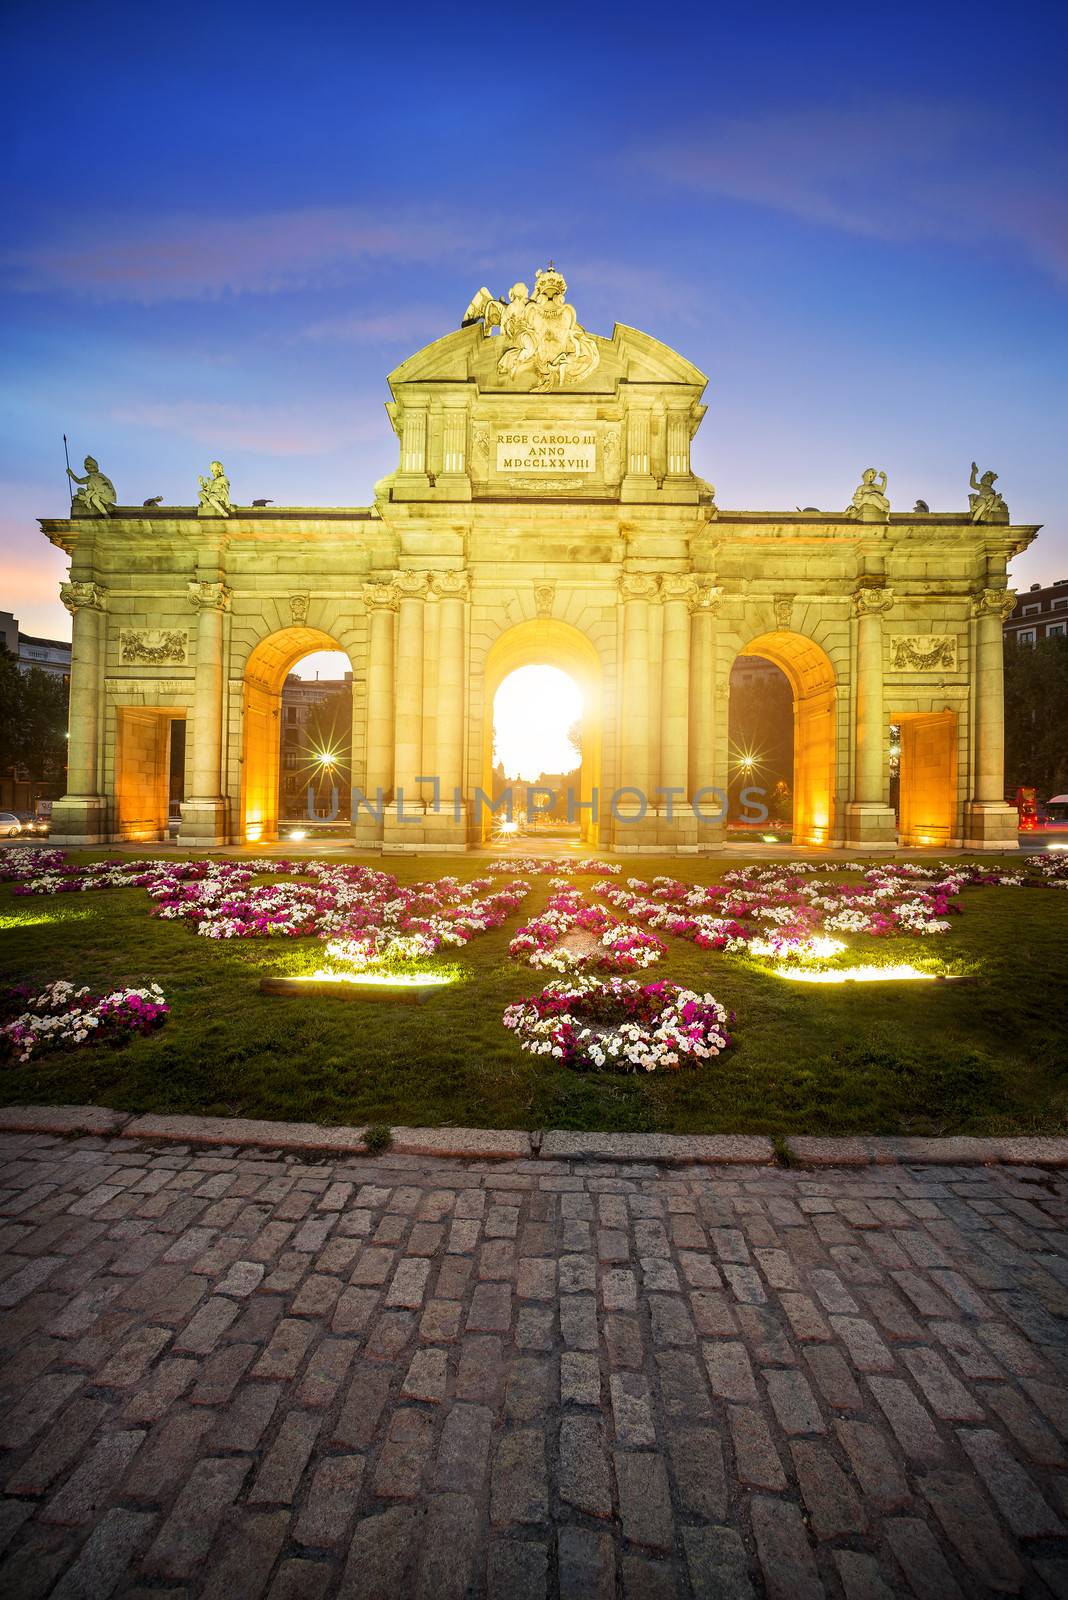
[119, 629, 189, 665]
[888, 636, 959, 672]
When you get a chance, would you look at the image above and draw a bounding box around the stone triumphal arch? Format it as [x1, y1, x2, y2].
[43, 265, 1038, 853]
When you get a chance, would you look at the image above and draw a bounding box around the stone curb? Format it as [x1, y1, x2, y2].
[1, 1105, 1067, 1168]
[541, 1131, 774, 1164]
[785, 1134, 1068, 1168]
[0, 1104, 133, 1136]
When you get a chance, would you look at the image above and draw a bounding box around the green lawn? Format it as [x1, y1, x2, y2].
[2, 851, 1067, 1137]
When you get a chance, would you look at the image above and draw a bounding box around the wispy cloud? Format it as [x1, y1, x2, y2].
[644, 102, 1068, 283]
[107, 399, 378, 456]
[1, 208, 480, 304]
[297, 307, 454, 346]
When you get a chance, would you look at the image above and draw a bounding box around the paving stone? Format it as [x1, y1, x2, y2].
[791, 1438, 867, 1539]
[373, 1407, 435, 1499]
[750, 1496, 823, 1600]
[249, 1409, 321, 1503]
[921, 1468, 1027, 1591]
[333, 1362, 391, 1449]
[681, 1525, 755, 1600]
[835, 1419, 911, 1511]
[49, 1507, 156, 1600]
[142, 1455, 250, 1580]
[560, 1414, 613, 1516]
[728, 1404, 787, 1490]
[667, 1425, 727, 1520]
[201, 1509, 289, 1600]
[957, 1426, 1065, 1536]
[765, 1368, 826, 1434]
[490, 1428, 547, 1526]
[402, 1345, 448, 1402]
[867, 1376, 945, 1461]
[558, 1525, 615, 1600]
[614, 1451, 673, 1552]
[560, 1349, 601, 1405]
[704, 1340, 758, 1403]
[6, 1395, 110, 1494]
[456, 1334, 503, 1402]
[293, 1454, 365, 1548]
[251, 1317, 315, 1379]
[338, 1505, 419, 1599]
[42, 1428, 145, 1526]
[434, 1402, 493, 1494]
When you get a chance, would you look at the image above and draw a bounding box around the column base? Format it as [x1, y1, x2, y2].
[962, 802, 1021, 852]
[178, 798, 230, 847]
[49, 795, 109, 845]
[381, 802, 470, 854]
[843, 803, 899, 849]
[608, 806, 703, 854]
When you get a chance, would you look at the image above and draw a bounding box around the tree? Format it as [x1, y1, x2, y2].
[1004, 636, 1068, 798]
[0, 649, 69, 792]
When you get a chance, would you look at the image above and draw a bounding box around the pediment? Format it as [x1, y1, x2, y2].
[388, 320, 705, 398]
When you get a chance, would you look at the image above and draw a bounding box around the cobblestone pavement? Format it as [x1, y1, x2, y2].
[2, 1136, 1068, 1597]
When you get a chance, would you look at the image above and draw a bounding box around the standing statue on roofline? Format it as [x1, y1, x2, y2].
[67, 454, 116, 517]
[198, 460, 233, 517]
[845, 467, 890, 522]
[969, 463, 1009, 523]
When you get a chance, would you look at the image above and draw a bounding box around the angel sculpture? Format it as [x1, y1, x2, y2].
[67, 455, 116, 517]
[198, 460, 233, 517]
[845, 467, 890, 522]
[462, 266, 600, 392]
[968, 463, 1009, 523]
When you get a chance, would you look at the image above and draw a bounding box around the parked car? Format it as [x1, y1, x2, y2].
[0, 812, 24, 838]
[1039, 795, 1068, 833]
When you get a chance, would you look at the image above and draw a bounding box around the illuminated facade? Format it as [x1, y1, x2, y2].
[41, 270, 1038, 852]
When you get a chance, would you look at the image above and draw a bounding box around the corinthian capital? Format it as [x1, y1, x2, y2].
[430, 571, 470, 601]
[394, 570, 432, 599]
[660, 574, 700, 607]
[619, 573, 661, 603]
[973, 587, 1016, 621]
[693, 581, 724, 615]
[188, 580, 232, 612]
[362, 581, 399, 613]
[852, 586, 895, 618]
[60, 580, 107, 614]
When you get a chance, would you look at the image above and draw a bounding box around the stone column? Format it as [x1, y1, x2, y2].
[660, 575, 697, 796]
[965, 587, 1019, 848]
[362, 582, 398, 801]
[50, 581, 108, 843]
[845, 586, 897, 847]
[180, 580, 231, 844]
[688, 583, 722, 801]
[619, 574, 658, 804]
[432, 572, 468, 802]
[392, 570, 430, 805]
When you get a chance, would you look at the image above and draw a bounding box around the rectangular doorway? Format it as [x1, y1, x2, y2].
[116, 708, 185, 841]
[896, 711, 956, 847]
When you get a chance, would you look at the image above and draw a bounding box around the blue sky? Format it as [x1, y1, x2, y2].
[3, 0, 1066, 638]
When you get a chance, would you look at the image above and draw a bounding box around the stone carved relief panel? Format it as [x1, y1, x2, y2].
[119, 628, 189, 666]
[889, 635, 959, 672]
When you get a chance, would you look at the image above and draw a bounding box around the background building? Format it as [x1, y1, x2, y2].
[0, 609, 71, 681]
[1004, 580, 1068, 646]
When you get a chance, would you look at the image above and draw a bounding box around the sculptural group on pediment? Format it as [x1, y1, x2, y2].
[463, 265, 600, 392]
[198, 460, 233, 517]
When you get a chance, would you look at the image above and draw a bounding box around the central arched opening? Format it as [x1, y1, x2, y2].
[493, 665, 584, 840]
[481, 620, 602, 846]
[241, 628, 353, 842]
[729, 631, 837, 847]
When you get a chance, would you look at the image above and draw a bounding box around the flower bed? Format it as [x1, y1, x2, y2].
[504, 975, 733, 1072]
[0, 849, 530, 965]
[508, 891, 665, 972]
[1, 979, 169, 1064]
